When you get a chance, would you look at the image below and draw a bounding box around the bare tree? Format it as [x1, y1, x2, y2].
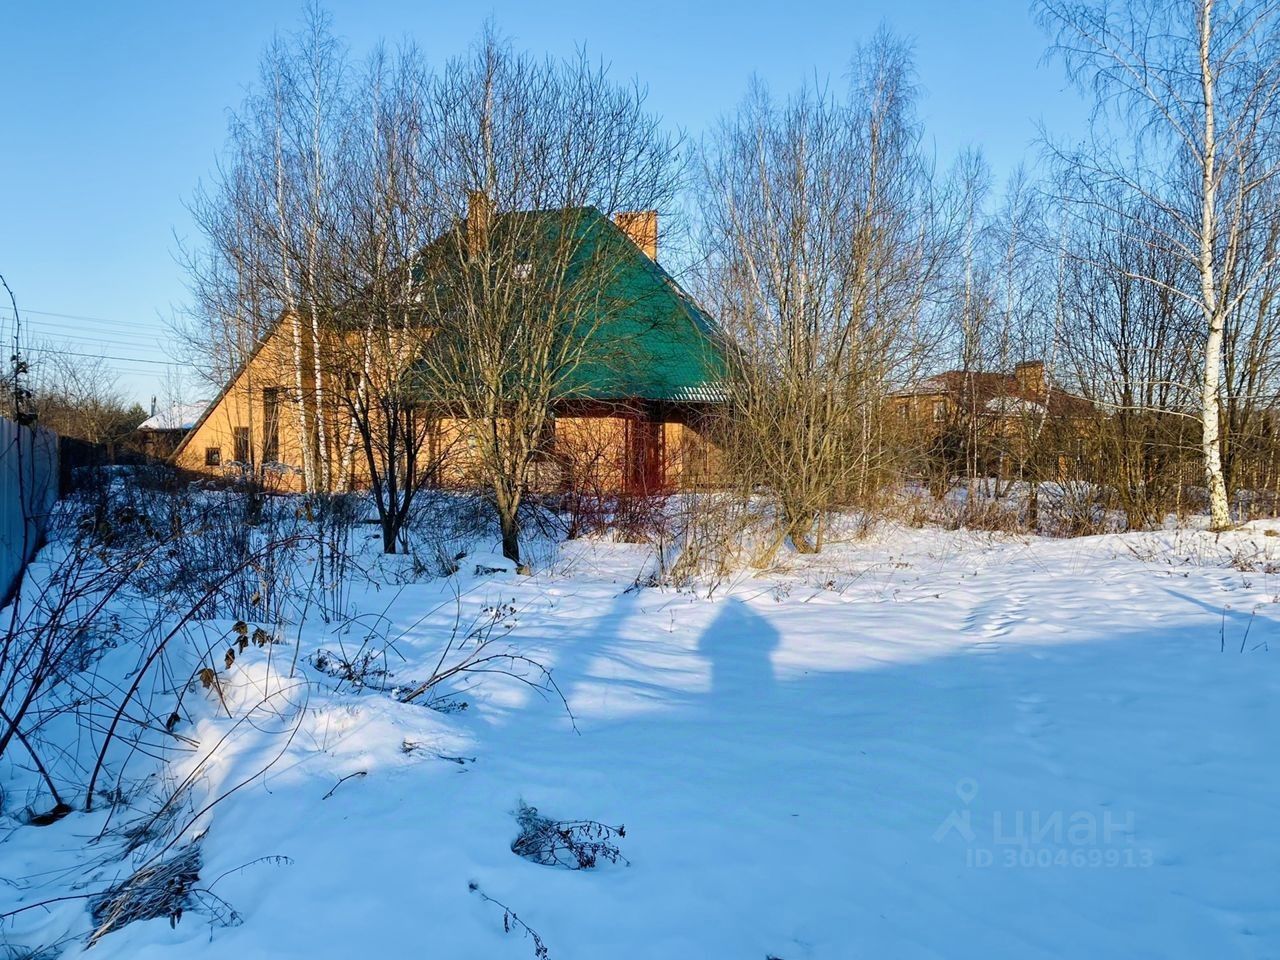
[180, 145, 280, 424]
[1038, 0, 1280, 529]
[1218, 173, 1280, 502]
[1054, 181, 1201, 526]
[932, 150, 1000, 500]
[926, 161, 1074, 522]
[411, 29, 685, 567]
[698, 32, 946, 556]
[181, 4, 349, 494]
[323, 44, 449, 552]
[25, 348, 146, 448]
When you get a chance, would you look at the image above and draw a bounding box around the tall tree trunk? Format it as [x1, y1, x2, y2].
[273, 71, 315, 492]
[308, 311, 330, 492]
[1198, 0, 1233, 531]
[287, 311, 314, 489]
[498, 502, 521, 566]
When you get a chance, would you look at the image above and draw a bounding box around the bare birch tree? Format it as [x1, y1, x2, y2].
[1038, 0, 1280, 529]
[181, 5, 349, 493]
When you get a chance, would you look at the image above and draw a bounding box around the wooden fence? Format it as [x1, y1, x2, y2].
[0, 416, 59, 606]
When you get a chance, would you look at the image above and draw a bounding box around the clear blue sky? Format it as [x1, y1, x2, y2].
[0, 0, 1087, 405]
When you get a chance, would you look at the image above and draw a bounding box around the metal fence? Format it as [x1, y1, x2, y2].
[0, 416, 59, 606]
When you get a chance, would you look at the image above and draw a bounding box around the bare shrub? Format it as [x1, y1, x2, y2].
[86, 839, 258, 945]
[468, 882, 550, 959]
[617, 493, 775, 593]
[0, 945, 65, 960]
[309, 492, 367, 622]
[404, 491, 491, 579]
[1035, 482, 1116, 538]
[947, 495, 1025, 534]
[611, 494, 672, 544]
[301, 594, 568, 720]
[0, 477, 313, 826]
[698, 32, 946, 559]
[510, 801, 629, 870]
[151, 490, 312, 624]
[89, 844, 207, 942]
[307, 647, 388, 690]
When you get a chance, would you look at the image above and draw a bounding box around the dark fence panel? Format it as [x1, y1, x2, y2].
[57, 436, 148, 497]
[0, 417, 58, 605]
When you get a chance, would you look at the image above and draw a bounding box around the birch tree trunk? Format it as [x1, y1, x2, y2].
[1197, 0, 1233, 530]
[273, 62, 315, 492]
[1037, 0, 1280, 531]
[305, 35, 331, 493]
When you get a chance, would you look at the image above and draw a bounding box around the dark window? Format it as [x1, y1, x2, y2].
[233, 427, 250, 464]
[262, 388, 280, 462]
[205, 447, 221, 467]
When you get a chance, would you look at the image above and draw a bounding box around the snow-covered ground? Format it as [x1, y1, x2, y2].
[4, 515, 1279, 958]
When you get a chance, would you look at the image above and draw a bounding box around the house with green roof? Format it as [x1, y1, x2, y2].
[407, 201, 729, 493]
[172, 199, 728, 495]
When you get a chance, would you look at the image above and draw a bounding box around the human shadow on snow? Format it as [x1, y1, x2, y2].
[696, 597, 781, 704]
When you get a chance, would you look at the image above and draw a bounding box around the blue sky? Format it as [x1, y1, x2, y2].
[0, 0, 1087, 404]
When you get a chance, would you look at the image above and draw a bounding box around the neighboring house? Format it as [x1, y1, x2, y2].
[891, 360, 1096, 476]
[170, 201, 727, 494]
[135, 401, 208, 460]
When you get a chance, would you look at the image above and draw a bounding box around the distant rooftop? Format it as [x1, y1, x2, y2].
[138, 401, 207, 432]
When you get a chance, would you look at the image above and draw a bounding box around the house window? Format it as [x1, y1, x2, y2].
[205, 447, 222, 467]
[932, 400, 947, 422]
[262, 387, 280, 462]
[898, 401, 910, 419]
[513, 262, 533, 282]
[233, 427, 250, 464]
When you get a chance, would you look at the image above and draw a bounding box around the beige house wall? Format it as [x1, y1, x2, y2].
[174, 326, 317, 491]
[174, 324, 722, 495]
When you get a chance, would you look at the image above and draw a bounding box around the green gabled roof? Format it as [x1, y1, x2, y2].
[410, 205, 727, 404]
[556, 207, 726, 402]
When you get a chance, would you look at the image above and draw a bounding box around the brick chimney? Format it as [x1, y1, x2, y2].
[1014, 360, 1046, 397]
[614, 210, 658, 260]
[466, 190, 493, 256]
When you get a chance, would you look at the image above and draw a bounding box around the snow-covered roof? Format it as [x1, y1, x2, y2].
[138, 401, 208, 432]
